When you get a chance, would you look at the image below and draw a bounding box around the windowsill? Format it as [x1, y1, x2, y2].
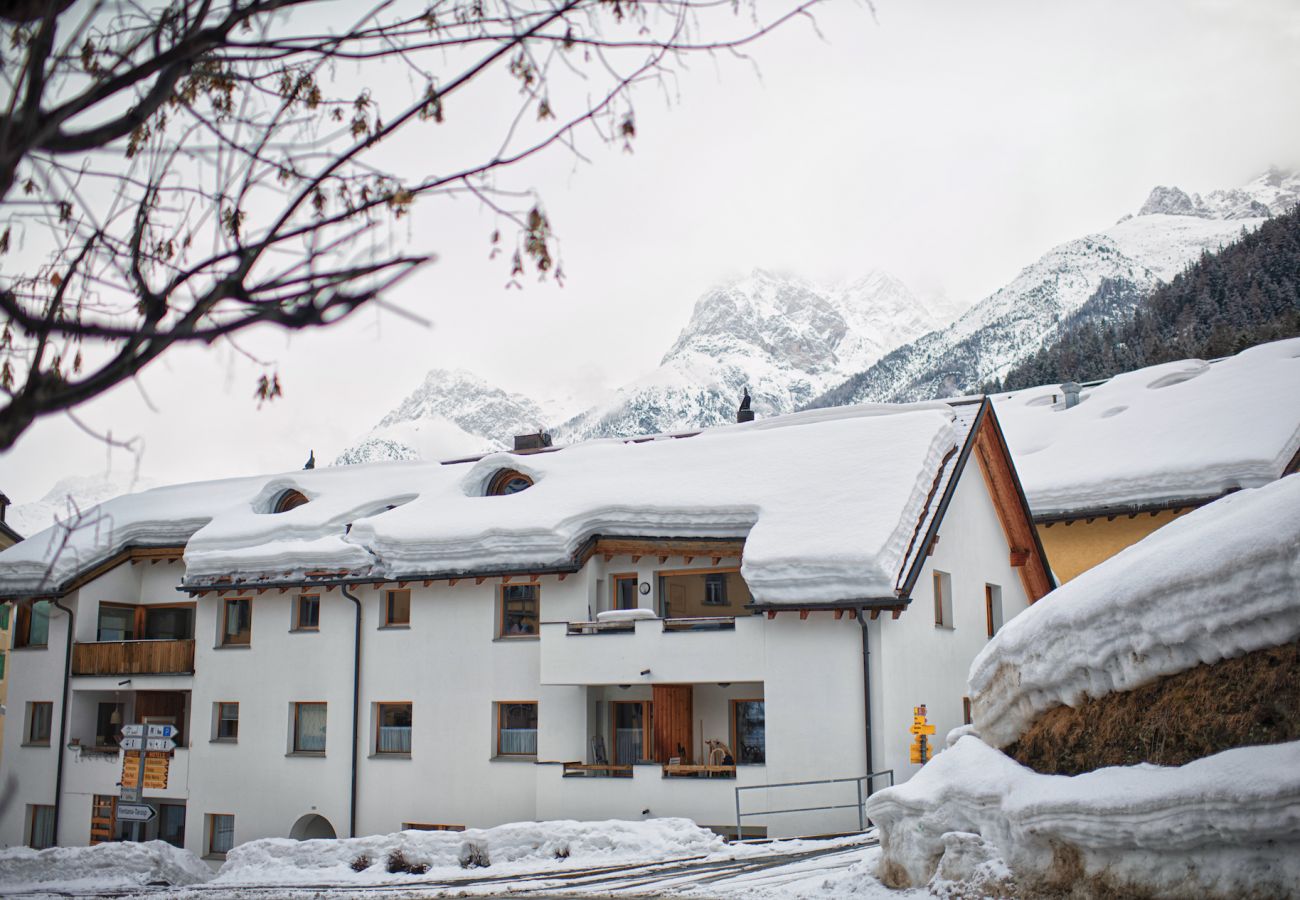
[210, 738, 238, 744]
[934, 624, 955, 631]
[494, 635, 540, 642]
[378, 624, 411, 631]
[491, 754, 538, 762]
[203, 854, 228, 862]
[21, 742, 52, 748]
[289, 628, 319, 634]
[214, 643, 252, 650]
[369, 752, 412, 759]
[11, 645, 48, 651]
[286, 751, 326, 758]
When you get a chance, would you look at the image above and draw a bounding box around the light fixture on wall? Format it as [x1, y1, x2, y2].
[718, 683, 731, 688]
[639, 669, 651, 676]
[109, 707, 122, 725]
[618, 684, 630, 690]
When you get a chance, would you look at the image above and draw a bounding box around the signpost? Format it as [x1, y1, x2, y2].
[909, 704, 935, 765]
[117, 723, 176, 841]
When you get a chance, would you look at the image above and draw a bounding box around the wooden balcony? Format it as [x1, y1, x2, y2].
[71, 639, 195, 676]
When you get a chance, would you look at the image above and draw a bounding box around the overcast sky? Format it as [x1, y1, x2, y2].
[4, 0, 1300, 508]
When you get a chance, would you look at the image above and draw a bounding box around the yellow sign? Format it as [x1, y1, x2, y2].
[909, 704, 933, 765]
[910, 723, 936, 735]
[120, 750, 171, 792]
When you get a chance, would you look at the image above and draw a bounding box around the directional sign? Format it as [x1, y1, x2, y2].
[909, 723, 936, 736]
[146, 724, 175, 739]
[121, 724, 145, 738]
[120, 786, 142, 803]
[119, 737, 145, 751]
[116, 803, 156, 823]
[146, 737, 176, 752]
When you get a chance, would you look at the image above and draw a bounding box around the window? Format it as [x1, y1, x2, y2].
[933, 571, 953, 628]
[97, 604, 136, 641]
[732, 700, 766, 764]
[28, 805, 55, 849]
[295, 594, 320, 631]
[145, 606, 194, 640]
[207, 813, 235, 857]
[657, 569, 750, 618]
[376, 703, 412, 754]
[26, 701, 53, 745]
[612, 574, 639, 611]
[292, 702, 327, 753]
[496, 702, 538, 756]
[221, 598, 252, 646]
[95, 702, 124, 748]
[612, 700, 651, 764]
[0, 652, 6, 680]
[214, 703, 239, 741]
[985, 584, 1004, 638]
[158, 803, 186, 848]
[0, 601, 9, 629]
[963, 696, 973, 725]
[403, 822, 465, 832]
[703, 573, 728, 606]
[382, 590, 410, 627]
[498, 584, 539, 637]
[15, 600, 50, 648]
[486, 468, 533, 496]
[273, 489, 309, 513]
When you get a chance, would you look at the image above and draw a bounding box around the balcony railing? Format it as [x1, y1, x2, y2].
[71, 639, 195, 676]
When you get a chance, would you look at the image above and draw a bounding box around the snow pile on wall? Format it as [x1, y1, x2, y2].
[214, 818, 724, 885]
[867, 736, 1300, 896]
[971, 475, 1300, 748]
[0, 840, 213, 892]
[995, 336, 1300, 516]
[0, 403, 957, 603]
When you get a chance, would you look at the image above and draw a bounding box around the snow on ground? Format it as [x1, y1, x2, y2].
[969, 475, 1300, 748]
[867, 736, 1300, 896]
[0, 403, 957, 604]
[994, 336, 1300, 517]
[0, 840, 211, 893]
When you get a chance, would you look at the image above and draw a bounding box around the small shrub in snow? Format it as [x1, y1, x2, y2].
[350, 854, 371, 872]
[386, 849, 429, 874]
[554, 844, 570, 860]
[459, 841, 491, 869]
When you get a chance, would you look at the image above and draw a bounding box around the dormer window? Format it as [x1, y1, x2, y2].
[273, 489, 309, 513]
[486, 469, 533, 496]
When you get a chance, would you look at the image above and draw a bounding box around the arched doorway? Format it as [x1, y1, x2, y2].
[289, 813, 337, 840]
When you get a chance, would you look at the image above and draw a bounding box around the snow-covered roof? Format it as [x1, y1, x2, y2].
[968, 475, 1300, 749]
[0, 402, 973, 605]
[993, 337, 1300, 518]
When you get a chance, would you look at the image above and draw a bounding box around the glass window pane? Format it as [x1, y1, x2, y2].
[223, 599, 250, 644]
[500, 585, 538, 636]
[298, 596, 320, 629]
[377, 704, 412, 753]
[385, 591, 410, 626]
[734, 701, 765, 764]
[159, 805, 186, 848]
[210, 814, 234, 854]
[97, 606, 135, 641]
[29, 601, 50, 646]
[217, 703, 239, 740]
[499, 703, 537, 755]
[29, 805, 55, 849]
[294, 703, 327, 752]
[146, 607, 193, 640]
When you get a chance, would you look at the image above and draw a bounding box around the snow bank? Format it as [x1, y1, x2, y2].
[0, 403, 958, 604]
[995, 336, 1300, 516]
[866, 736, 1300, 896]
[213, 818, 723, 885]
[0, 840, 212, 892]
[970, 476, 1300, 748]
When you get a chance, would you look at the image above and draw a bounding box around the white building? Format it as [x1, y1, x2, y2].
[0, 398, 1051, 857]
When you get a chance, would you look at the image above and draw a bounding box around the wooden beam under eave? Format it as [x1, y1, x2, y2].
[603, 553, 613, 563]
[834, 609, 844, 620]
[658, 555, 669, 564]
[798, 610, 810, 620]
[766, 610, 778, 619]
[870, 609, 881, 620]
[631, 555, 641, 564]
[890, 609, 902, 619]
[502, 575, 513, 584]
[711, 557, 722, 566]
[447, 578, 459, 587]
[846, 609, 857, 620]
[558, 573, 568, 582]
[1009, 548, 1030, 568]
[475, 576, 487, 586]
[683, 556, 694, 564]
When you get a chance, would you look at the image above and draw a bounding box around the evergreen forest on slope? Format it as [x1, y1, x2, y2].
[987, 206, 1300, 392]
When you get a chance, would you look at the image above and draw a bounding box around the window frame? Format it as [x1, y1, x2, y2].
[985, 583, 1003, 638]
[291, 701, 328, 754]
[610, 573, 639, 611]
[27, 804, 56, 849]
[486, 468, 534, 496]
[14, 600, 50, 649]
[933, 571, 954, 629]
[374, 701, 413, 756]
[206, 813, 235, 858]
[220, 597, 252, 646]
[703, 573, 728, 606]
[655, 566, 749, 618]
[294, 594, 321, 632]
[730, 699, 766, 765]
[25, 701, 53, 746]
[497, 583, 540, 639]
[213, 702, 239, 742]
[495, 701, 539, 758]
[381, 589, 410, 628]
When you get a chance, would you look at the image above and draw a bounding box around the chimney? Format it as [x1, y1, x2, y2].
[513, 431, 553, 452]
[1061, 382, 1082, 409]
[0, 491, 8, 523]
[736, 389, 755, 423]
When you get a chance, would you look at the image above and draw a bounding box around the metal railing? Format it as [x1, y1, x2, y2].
[733, 770, 894, 839]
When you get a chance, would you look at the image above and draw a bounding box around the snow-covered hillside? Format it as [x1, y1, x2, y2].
[813, 169, 1300, 406]
[335, 369, 550, 464]
[6, 471, 161, 539]
[553, 269, 952, 441]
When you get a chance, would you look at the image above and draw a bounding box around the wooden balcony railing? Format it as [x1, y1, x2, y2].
[71, 639, 195, 676]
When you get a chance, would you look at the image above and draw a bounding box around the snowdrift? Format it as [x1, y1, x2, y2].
[970, 475, 1300, 749]
[0, 840, 212, 892]
[212, 818, 724, 885]
[868, 736, 1300, 896]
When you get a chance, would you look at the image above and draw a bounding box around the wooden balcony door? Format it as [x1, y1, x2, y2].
[651, 684, 693, 763]
[611, 701, 651, 765]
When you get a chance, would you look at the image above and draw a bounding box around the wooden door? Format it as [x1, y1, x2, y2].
[651, 685, 693, 763]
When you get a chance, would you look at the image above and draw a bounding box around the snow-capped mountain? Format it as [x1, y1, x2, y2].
[335, 369, 549, 464]
[811, 169, 1300, 407]
[552, 269, 952, 441]
[7, 471, 162, 539]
